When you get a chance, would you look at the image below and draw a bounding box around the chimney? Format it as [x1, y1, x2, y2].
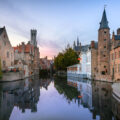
[117, 28, 120, 35]
[91, 41, 95, 48]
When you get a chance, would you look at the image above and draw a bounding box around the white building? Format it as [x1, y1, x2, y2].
[67, 45, 92, 79]
[80, 48, 91, 79]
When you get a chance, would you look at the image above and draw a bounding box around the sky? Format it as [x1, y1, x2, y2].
[0, 0, 120, 59]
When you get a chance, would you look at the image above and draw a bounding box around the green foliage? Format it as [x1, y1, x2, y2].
[54, 48, 79, 71]
[0, 58, 2, 78]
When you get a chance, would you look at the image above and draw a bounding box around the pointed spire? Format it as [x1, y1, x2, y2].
[77, 36, 79, 46]
[73, 41, 76, 47]
[99, 8, 109, 29]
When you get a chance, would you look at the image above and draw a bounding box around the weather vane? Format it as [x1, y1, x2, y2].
[104, 4, 107, 9]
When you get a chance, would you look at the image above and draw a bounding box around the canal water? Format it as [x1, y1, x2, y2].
[0, 76, 120, 120]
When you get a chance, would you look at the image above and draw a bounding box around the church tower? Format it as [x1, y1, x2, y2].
[98, 9, 110, 75]
[31, 29, 37, 47]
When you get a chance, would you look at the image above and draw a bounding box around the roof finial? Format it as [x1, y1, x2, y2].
[104, 4, 107, 9]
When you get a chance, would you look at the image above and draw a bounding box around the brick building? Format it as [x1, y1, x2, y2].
[110, 29, 120, 81]
[0, 27, 14, 71]
[71, 9, 120, 81]
[13, 29, 40, 76]
[39, 56, 52, 70]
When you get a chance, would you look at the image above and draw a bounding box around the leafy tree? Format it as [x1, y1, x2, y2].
[0, 58, 2, 78]
[54, 47, 79, 71]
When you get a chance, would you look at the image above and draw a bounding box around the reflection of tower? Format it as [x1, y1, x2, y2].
[30, 29, 37, 47]
[92, 81, 112, 120]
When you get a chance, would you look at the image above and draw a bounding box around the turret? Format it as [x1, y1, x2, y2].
[99, 9, 109, 30]
[30, 29, 37, 47]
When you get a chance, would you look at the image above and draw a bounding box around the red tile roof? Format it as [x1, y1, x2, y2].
[13, 43, 34, 53]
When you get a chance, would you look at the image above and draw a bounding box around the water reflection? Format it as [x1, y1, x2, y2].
[67, 77, 120, 120]
[0, 76, 52, 120]
[0, 76, 120, 120]
[92, 81, 112, 120]
[67, 77, 92, 109]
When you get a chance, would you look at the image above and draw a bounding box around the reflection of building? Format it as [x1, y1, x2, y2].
[0, 77, 41, 120]
[0, 76, 53, 120]
[40, 78, 51, 90]
[112, 83, 120, 120]
[67, 77, 92, 109]
[92, 81, 112, 120]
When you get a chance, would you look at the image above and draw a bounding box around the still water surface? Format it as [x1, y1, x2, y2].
[0, 76, 120, 120]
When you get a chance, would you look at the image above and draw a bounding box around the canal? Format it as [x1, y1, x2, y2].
[0, 76, 120, 120]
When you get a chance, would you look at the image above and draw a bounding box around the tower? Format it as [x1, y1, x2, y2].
[98, 9, 110, 75]
[31, 29, 37, 47]
[77, 37, 80, 46]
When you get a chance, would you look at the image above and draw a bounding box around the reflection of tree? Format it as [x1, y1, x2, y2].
[54, 77, 79, 101]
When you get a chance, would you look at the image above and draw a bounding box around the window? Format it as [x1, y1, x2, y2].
[103, 55, 106, 57]
[101, 71, 105, 75]
[4, 41, 6, 46]
[104, 66, 106, 68]
[7, 52, 9, 58]
[4, 34, 6, 38]
[104, 39, 106, 41]
[104, 46, 106, 48]
[104, 31, 107, 34]
[3, 61, 6, 67]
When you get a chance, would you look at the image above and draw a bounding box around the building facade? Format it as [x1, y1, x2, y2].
[13, 29, 40, 76]
[0, 27, 14, 71]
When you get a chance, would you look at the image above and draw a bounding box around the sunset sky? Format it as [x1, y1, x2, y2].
[0, 0, 120, 59]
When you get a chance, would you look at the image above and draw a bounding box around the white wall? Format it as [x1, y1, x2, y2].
[80, 49, 91, 78]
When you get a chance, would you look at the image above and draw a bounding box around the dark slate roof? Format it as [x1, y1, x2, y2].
[81, 45, 90, 52]
[74, 44, 90, 52]
[94, 42, 98, 49]
[74, 45, 80, 52]
[0, 27, 4, 35]
[0, 27, 5, 36]
[114, 42, 120, 49]
[115, 35, 120, 40]
[99, 9, 109, 29]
